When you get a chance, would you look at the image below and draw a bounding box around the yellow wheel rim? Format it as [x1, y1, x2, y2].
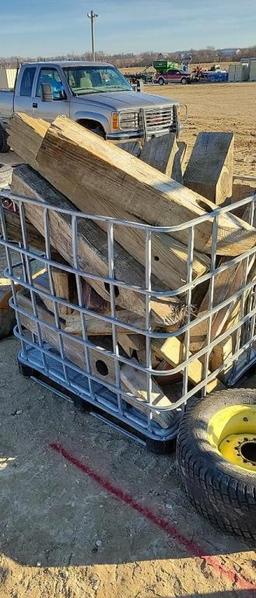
[207, 405, 256, 473]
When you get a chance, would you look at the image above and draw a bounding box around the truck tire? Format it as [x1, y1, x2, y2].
[158, 77, 165, 86]
[177, 389, 256, 540]
[0, 164, 13, 188]
[78, 120, 105, 138]
[0, 125, 10, 153]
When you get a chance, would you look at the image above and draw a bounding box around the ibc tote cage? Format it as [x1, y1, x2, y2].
[0, 183, 256, 452]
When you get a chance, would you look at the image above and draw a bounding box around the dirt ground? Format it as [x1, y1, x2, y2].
[145, 82, 256, 178]
[0, 82, 256, 598]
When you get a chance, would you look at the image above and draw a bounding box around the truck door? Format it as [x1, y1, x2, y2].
[168, 70, 181, 82]
[14, 66, 37, 115]
[31, 67, 70, 121]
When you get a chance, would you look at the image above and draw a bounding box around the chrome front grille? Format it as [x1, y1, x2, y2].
[144, 105, 176, 134]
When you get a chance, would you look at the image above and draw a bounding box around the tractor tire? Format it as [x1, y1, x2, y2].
[0, 125, 10, 153]
[158, 77, 165, 86]
[177, 389, 256, 540]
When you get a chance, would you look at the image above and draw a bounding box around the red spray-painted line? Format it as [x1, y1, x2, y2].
[50, 442, 256, 591]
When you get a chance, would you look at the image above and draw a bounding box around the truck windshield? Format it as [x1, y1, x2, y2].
[63, 66, 131, 95]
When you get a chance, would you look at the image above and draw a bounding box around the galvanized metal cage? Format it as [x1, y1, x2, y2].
[0, 181, 256, 448]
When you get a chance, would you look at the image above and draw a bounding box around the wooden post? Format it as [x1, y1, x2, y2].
[8, 114, 256, 256]
[184, 132, 234, 205]
[11, 165, 184, 327]
[152, 336, 223, 393]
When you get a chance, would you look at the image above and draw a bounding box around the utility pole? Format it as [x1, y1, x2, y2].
[87, 10, 99, 62]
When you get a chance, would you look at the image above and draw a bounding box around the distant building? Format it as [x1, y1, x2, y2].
[218, 48, 240, 57]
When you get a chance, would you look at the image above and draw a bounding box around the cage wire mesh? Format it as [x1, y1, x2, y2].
[0, 186, 256, 445]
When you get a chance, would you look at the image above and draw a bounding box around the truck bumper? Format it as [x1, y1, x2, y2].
[106, 127, 178, 143]
[106, 131, 144, 142]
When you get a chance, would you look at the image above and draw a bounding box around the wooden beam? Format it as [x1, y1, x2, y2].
[61, 189, 210, 290]
[209, 297, 247, 382]
[117, 141, 141, 156]
[64, 309, 146, 336]
[152, 336, 223, 393]
[8, 127, 210, 292]
[184, 132, 234, 205]
[139, 133, 182, 182]
[119, 135, 184, 182]
[11, 165, 184, 327]
[190, 198, 256, 354]
[9, 113, 256, 257]
[189, 259, 248, 353]
[1, 207, 46, 252]
[17, 291, 176, 427]
[51, 268, 75, 317]
[120, 363, 178, 428]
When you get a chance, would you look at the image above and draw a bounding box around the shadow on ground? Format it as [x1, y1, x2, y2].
[0, 337, 255, 571]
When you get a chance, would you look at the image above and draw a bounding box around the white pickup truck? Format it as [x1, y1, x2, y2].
[0, 61, 181, 152]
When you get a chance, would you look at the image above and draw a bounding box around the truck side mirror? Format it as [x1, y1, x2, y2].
[41, 83, 53, 102]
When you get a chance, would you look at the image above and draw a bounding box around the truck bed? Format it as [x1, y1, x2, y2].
[0, 91, 14, 121]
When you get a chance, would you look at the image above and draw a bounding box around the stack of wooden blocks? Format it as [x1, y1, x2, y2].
[2, 112, 256, 427]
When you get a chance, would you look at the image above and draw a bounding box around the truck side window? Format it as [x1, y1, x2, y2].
[20, 67, 36, 97]
[36, 68, 64, 99]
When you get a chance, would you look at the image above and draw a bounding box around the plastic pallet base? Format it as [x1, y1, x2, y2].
[18, 358, 178, 455]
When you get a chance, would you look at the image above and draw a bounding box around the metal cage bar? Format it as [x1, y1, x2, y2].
[1, 189, 256, 442]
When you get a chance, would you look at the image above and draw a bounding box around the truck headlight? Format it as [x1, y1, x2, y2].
[119, 111, 141, 130]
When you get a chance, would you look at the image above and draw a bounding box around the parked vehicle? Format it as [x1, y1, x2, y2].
[0, 61, 181, 152]
[154, 69, 191, 85]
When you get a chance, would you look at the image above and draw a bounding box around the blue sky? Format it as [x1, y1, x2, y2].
[1, 0, 255, 57]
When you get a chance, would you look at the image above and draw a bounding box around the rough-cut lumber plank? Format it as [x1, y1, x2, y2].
[34, 269, 75, 317]
[17, 292, 116, 385]
[64, 309, 146, 336]
[17, 291, 174, 427]
[120, 135, 184, 182]
[152, 336, 223, 392]
[1, 207, 46, 251]
[118, 333, 145, 357]
[51, 268, 75, 317]
[190, 197, 256, 354]
[117, 141, 141, 156]
[7, 114, 50, 169]
[39, 117, 254, 256]
[11, 165, 183, 326]
[231, 183, 256, 204]
[139, 133, 182, 181]
[18, 288, 143, 339]
[189, 259, 248, 353]
[209, 302, 241, 382]
[10, 113, 256, 257]
[9, 120, 210, 290]
[62, 187, 210, 289]
[120, 363, 177, 428]
[184, 132, 234, 205]
[0, 242, 22, 339]
[154, 359, 182, 385]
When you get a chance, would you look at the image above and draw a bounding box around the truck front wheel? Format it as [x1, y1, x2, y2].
[0, 125, 10, 153]
[78, 120, 105, 138]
